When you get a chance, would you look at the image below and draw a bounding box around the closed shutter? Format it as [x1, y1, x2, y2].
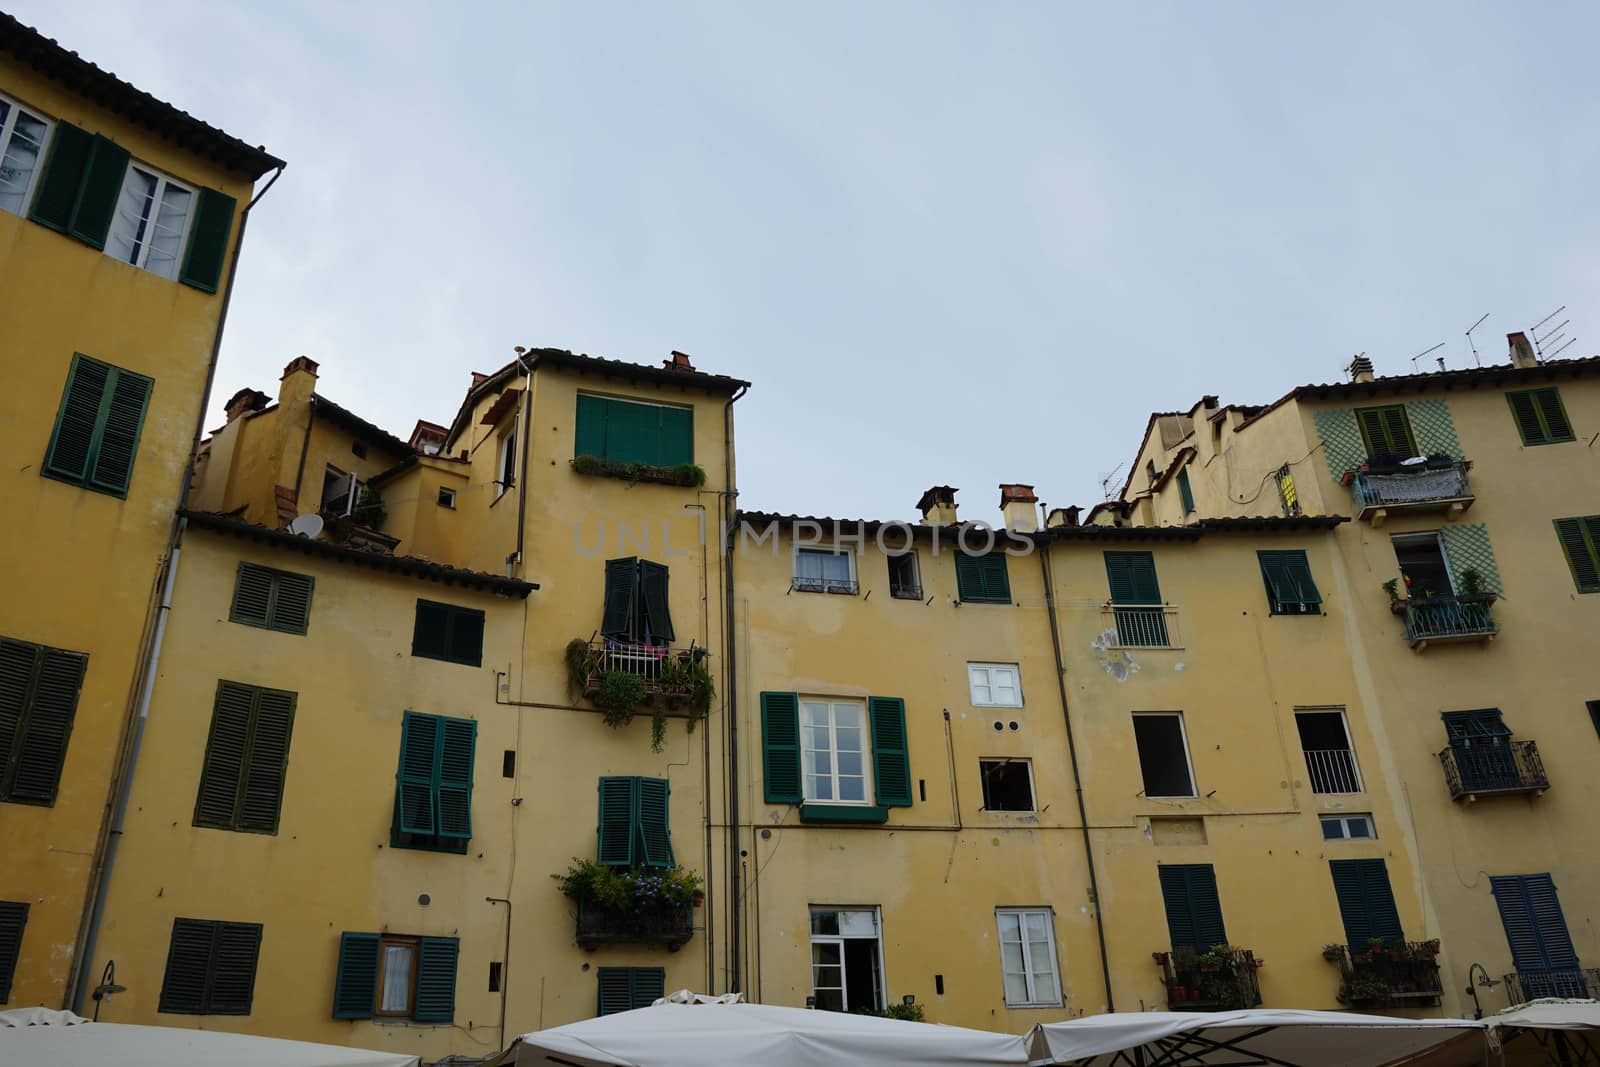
[636, 776, 675, 867]
[659, 406, 694, 466]
[575, 394, 607, 457]
[396, 713, 439, 835]
[435, 717, 476, 839]
[607, 400, 660, 466]
[869, 696, 912, 807]
[0, 641, 31, 794]
[1, 639, 89, 805]
[239, 688, 295, 833]
[194, 682, 254, 829]
[271, 571, 314, 633]
[1507, 389, 1574, 445]
[413, 937, 458, 1023]
[179, 187, 236, 293]
[68, 134, 130, 249]
[639, 560, 674, 642]
[1177, 468, 1195, 514]
[1492, 874, 1580, 976]
[332, 932, 380, 1019]
[28, 121, 92, 232]
[602, 558, 639, 639]
[956, 553, 1011, 603]
[209, 922, 262, 1014]
[632, 966, 665, 1007]
[597, 776, 637, 866]
[159, 918, 215, 1014]
[411, 601, 450, 660]
[230, 564, 275, 626]
[1555, 517, 1600, 593]
[1356, 405, 1416, 458]
[0, 900, 27, 1004]
[230, 564, 314, 633]
[1158, 864, 1227, 953]
[88, 368, 152, 494]
[597, 968, 634, 1016]
[43, 356, 110, 484]
[760, 692, 802, 804]
[1105, 551, 1161, 604]
[1330, 858, 1405, 949]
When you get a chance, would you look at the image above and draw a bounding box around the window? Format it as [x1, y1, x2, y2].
[1176, 468, 1195, 515]
[1507, 388, 1574, 446]
[887, 551, 921, 599]
[1554, 516, 1600, 594]
[1320, 813, 1376, 841]
[597, 776, 675, 868]
[980, 759, 1034, 812]
[320, 466, 362, 517]
[0, 91, 50, 216]
[1328, 858, 1404, 949]
[1105, 551, 1169, 647]
[107, 163, 194, 279]
[955, 551, 1011, 603]
[333, 931, 458, 1022]
[996, 909, 1061, 1007]
[1491, 874, 1585, 999]
[1132, 713, 1195, 798]
[574, 393, 693, 467]
[1354, 404, 1417, 459]
[968, 663, 1022, 708]
[158, 917, 262, 1015]
[759, 692, 911, 817]
[1158, 864, 1227, 953]
[496, 425, 517, 494]
[1258, 550, 1322, 615]
[42, 353, 153, 497]
[802, 700, 870, 804]
[1391, 532, 1454, 599]
[194, 681, 296, 834]
[1146, 459, 1158, 486]
[795, 548, 857, 595]
[437, 487, 455, 509]
[1296, 710, 1362, 794]
[0, 900, 26, 1004]
[601, 557, 675, 644]
[1275, 466, 1301, 517]
[351, 441, 367, 459]
[0, 635, 88, 806]
[411, 599, 485, 667]
[597, 966, 665, 1016]
[229, 562, 314, 634]
[392, 711, 477, 853]
[1589, 700, 1600, 742]
[810, 907, 883, 1012]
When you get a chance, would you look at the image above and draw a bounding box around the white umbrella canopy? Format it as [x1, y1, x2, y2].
[1026, 1008, 1486, 1067]
[0, 1007, 420, 1067]
[1486, 997, 1600, 1032]
[491, 991, 1031, 1067]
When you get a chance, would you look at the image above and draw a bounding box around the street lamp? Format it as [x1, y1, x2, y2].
[1464, 962, 1498, 1020]
[90, 960, 126, 1021]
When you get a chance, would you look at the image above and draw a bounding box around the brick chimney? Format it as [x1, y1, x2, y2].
[1508, 332, 1538, 369]
[916, 485, 959, 525]
[278, 356, 320, 411]
[998, 484, 1039, 532]
[665, 350, 696, 372]
[223, 388, 269, 422]
[1347, 354, 1374, 383]
[1046, 505, 1082, 528]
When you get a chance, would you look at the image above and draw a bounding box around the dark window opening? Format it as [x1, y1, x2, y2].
[979, 759, 1034, 811]
[1392, 534, 1453, 599]
[498, 427, 517, 490]
[1132, 714, 1194, 798]
[1296, 711, 1360, 794]
[489, 961, 503, 993]
[320, 465, 363, 517]
[888, 552, 921, 599]
[1588, 701, 1600, 742]
[502, 750, 515, 778]
[411, 600, 485, 667]
[352, 441, 367, 459]
[437, 487, 455, 509]
[935, 973, 945, 996]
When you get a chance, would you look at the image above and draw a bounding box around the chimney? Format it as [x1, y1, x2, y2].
[470, 371, 489, 389]
[278, 356, 320, 408]
[916, 485, 959, 525]
[998, 484, 1039, 532]
[281, 355, 319, 381]
[1046, 505, 1082, 528]
[1508, 332, 1538, 369]
[223, 388, 268, 423]
[665, 350, 696, 372]
[1347, 354, 1374, 383]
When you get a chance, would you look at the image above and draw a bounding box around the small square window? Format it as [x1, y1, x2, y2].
[352, 441, 368, 459]
[968, 663, 1022, 707]
[1319, 813, 1376, 841]
[437, 487, 456, 509]
[888, 551, 921, 599]
[980, 759, 1035, 812]
[795, 549, 857, 595]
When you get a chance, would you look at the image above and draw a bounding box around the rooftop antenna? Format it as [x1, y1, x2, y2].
[1531, 306, 1566, 357]
[1410, 341, 1445, 373]
[1465, 312, 1489, 367]
[1549, 337, 1577, 359]
[1098, 463, 1125, 502]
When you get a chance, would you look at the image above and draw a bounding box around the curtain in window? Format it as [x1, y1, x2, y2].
[796, 551, 850, 588]
[108, 167, 159, 266]
[380, 944, 413, 1012]
[0, 107, 48, 215]
[145, 181, 192, 278]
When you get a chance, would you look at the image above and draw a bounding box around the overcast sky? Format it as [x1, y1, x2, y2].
[17, 2, 1599, 522]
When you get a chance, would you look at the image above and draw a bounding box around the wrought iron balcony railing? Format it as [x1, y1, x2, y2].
[1327, 942, 1443, 1008]
[1349, 461, 1474, 525]
[1303, 748, 1363, 794]
[577, 638, 710, 706]
[793, 575, 859, 595]
[1440, 740, 1548, 801]
[1504, 968, 1598, 1005]
[574, 896, 695, 951]
[1402, 595, 1498, 648]
[1101, 604, 1182, 649]
[1155, 949, 1262, 1012]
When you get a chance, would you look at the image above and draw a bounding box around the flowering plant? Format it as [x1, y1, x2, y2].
[553, 858, 702, 910]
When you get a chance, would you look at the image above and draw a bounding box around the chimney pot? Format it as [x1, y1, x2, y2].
[1508, 332, 1538, 369]
[223, 388, 268, 422]
[666, 350, 696, 372]
[281, 355, 320, 380]
[916, 485, 959, 525]
[1347, 354, 1374, 383]
[999, 484, 1039, 532]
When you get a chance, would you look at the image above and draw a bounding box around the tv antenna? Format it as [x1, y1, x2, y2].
[1465, 313, 1489, 367]
[1531, 306, 1575, 359]
[1410, 341, 1445, 373]
[1098, 463, 1126, 502]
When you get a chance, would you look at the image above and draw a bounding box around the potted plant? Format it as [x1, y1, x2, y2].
[1368, 937, 1388, 957]
[1341, 469, 1356, 486]
[1323, 944, 1345, 961]
[1425, 451, 1455, 470]
[1457, 568, 1495, 603]
[1383, 578, 1406, 614]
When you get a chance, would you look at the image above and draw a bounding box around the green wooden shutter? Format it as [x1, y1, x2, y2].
[639, 560, 674, 642]
[659, 406, 693, 465]
[271, 571, 314, 633]
[631, 967, 665, 1008]
[575, 393, 608, 458]
[635, 776, 674, 867]
[448, 607, 484, 668]
[396, 713, 438, 835]
[869, 696, 912, 807]
[230, 564, 274, 627]
[7, 646, 87, 804]
[411, 601, 450, 660]
[597, 967, 634, 1016]
[435, 717, 476, 840]
[0, 900, 26, 1004]
[43, 356, 110, 484]
[954, 553, 983, 601]
[239, 687, 295, 833]
[1105, 551, 1161, 603]
[1356, 405, 1416, 457]
[1555, 517, 1600, 593]
[28, 121, 92, 232]
[1177, 468, 1195, 514]
[332, 932, 380, 1019]
[607, 399, 660, 465]
[87, 368, 152, 494]
[1330, 858, 1404, 949]
[1158, 865, 1227, 953]
[1534, 389, 1573, 442]
[1508, 389, 1574, 445]
[67, 134, 130, 250]
[159, 918, 215, 1014]
[1507, 391, 1546, 444]
[414, 937, 458, 1023]
[1158, 866, 1196, 951]
[982, 553, 1011, 601]
[956, 553, 1010, 603]
[760, 692, 802, 804]
[194, 682, 254, 829]
[179, 187, 236, 293]
[597, 776, 637, 866]
[209, 921, 262, 1014]
[0, 640, 34, 795]
[602, 558, 639, 639]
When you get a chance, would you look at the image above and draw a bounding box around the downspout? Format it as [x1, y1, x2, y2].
[721, 383, 748, 992]
[510, 353, 533, 575]
[485, 897, 511, 1051]
[70, 163, 286, 1011]
[1039, 540, 1115, 1012]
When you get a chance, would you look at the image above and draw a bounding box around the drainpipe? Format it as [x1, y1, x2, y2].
[1039, 541, 1115, 1011]
[721, 383, 748, 992]
[510, 352, 534, 575]
[485, 897, 512, 1051]
[70, 163, 286, 1011]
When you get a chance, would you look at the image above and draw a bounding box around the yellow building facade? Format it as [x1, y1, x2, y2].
[0, 15, 281, 1010]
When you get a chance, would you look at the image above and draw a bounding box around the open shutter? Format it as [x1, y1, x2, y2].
[1286, 553, 1322, 608]
[239, 688, 295, 833]
[639, 560, 674, 642]
[195, 682, 254, 829]
[1380, 406, 1415, 455]
[209, 922, 262, 1014]
[635, 776, 674, 867]
[1158, 865, 1226, 952]
[28, 121, 92, 232]
[0, 641, 34, 795]
[435, 717, 476, 840]
[869, 696, 912, 807]
[414, 937, 458, 1023]
[43, 356, 109, 483]
[179, 187, 236, 293]
[659, 406, 693, 466]
[597, 776, 637, 866]
[9, 647, 86, 803]
[271, 571, 314, 633]
[159, 919, 216, 1014]
[1493, 875, 1580, 974]
[1177, 468, 1195, 514]
[1555, 518, 1600, 593]
[602, 558, 639, 639]
[332, 932, 380, 1019]
[597, 968, 634, 1016]
[1331, 858, 1404, 949]
[396, 713, 438, 835]
[87, 368, 151, 495]
[67, 134, 130, 249]
[1258, 551, 1293, 609]
[760, 692, 802, 804]
[230, 564, 274, 626]
[0, 901, 27, 1004]
[1158, 866, 1196, 952]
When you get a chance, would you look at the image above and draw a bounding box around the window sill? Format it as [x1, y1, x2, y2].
[41, 470, 129, 500]
[889, 589, 923, 600]
[572, 455, 705, 487]
[959, 597, 1012, 605]
[799, 804, 888, 825]
[1004, 1000, 1064, 1011]
[793, 581, 859, 596]
[490, 484, 511, 507]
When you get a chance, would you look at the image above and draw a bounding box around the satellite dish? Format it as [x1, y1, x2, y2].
[287, 514, 324, 539]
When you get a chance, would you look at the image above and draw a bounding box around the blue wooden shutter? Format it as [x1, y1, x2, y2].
[332, 932, 380, 1018]
[1158, 864, 1227, 952]
[1492, 874, 1580, 976]
[435, 717, 476, 840]
[760, 692, 802, 804]
[179, 187, 236, 293]
[575, 394, 607, 458]
[597, 776, 637, 866]
[635, 776, 674, 867]
[396, 713, 438, 835]
[1330, 858, 1404, 949]
[414, 937, 459, 1023]
[869, 696, 912, 807]
[602, 558, 639, 639]
[0, 901, 28, 1004]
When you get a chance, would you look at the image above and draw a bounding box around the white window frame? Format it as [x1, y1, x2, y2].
[0, 89, 53, 216]
[887, 549, 922, 599]
[1319, 812, 1376, 841]
[321, 465, 363, 518]
[968, 663, 1023, 708]
[809, 906, 885, 1013]
[995, 908, 1064, 1009]
[979, 758, 1036, 813]
[437, 487, 456, 509]
[1131, 711, 1198, 799]
[1296, 707, 1365, 795]
[793, 545, 857, 594]
[800, 698, 872, 806]
[106, 160, 197, 277]
[495, 424, 518, 498]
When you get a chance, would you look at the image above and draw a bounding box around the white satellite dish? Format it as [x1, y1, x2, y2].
[287, 513, 324, 539]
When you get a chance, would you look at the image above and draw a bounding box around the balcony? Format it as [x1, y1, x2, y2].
[1348, 461, 1474, 526]
[573, 638, 712, 709]
[1101, 604, 1183, 649]
[1327, 942, 1443, 1008]
[575, 896, 695, 952]
[1155, 948, 1262, 1012]
[1402, 595, 1498, 649]
[1440, 740, 1548, 801]
[1303, 748, 1362, 794]
[1505, 968, 1598, 1005]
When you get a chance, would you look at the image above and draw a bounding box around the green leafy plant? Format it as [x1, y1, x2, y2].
[571, 455, 707, 488]
[670, 462, 707, 487]
[1382, 578, 1400, 602]
[1458, 567, 1485, 596]
[565, 638, 599, 693]
[572, 453, 606, 477]
[1339, 973, 1394, 1006]
[552, 859, 632, 911]
[854, 1003, 925, 1022]
[596, 670, 646, 728]
[1323, 943, 1346, 961]
[553, 859, 703, 911]
[351, 484, 386, 528]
